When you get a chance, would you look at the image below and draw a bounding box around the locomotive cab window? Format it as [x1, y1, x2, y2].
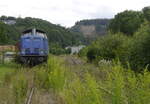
[34, 37, 41, 41]
[24, 37, 30, 41]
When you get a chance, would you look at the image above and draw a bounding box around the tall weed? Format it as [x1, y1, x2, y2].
[64, 73, 103, 104]
[35, 56, 67, 92]
[12, 72, 28, 104]
[47, 56, 67, 92]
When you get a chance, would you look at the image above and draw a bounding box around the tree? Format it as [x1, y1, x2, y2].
[0, 22, 9, 44]
[109, 10, 144, 35]
[86, 33, 127, 63]
[0, 15, 7, 20]
[127, 22, 150, 71]
[142, 6, 150, 22]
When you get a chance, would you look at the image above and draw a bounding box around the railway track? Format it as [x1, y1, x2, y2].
[25, 86, 35, 104]
[65, 56, 84, 65]
[25, 73, 35, 104]
[25, 55, 84, 104]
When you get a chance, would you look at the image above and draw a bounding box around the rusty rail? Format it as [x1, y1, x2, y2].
[25, 87, 35, 104]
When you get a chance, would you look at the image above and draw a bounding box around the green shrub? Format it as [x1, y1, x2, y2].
[86, 34, 127, 63]
[47, 56, 67, 92]
[35, 68, 50, 89]
[78, 46, 89, 57]
[127, 22, 150, 71]
[12, 73, 28, 104]
[84, 21, 150, 71]
[87, 47, 100, 62]
[143, 6, 150, 22]
[35, 56, 67, 92]
[64, 73, 103, 104]
[107, 64, 125, 104]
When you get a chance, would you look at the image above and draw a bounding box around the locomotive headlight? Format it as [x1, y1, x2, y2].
[40, 50, 44, 54]
[21, 49, 25, 54]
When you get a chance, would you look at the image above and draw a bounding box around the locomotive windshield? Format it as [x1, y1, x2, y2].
[22, 29, 47, 38]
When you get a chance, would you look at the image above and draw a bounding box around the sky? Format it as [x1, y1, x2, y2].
[0, 0, 150, 27]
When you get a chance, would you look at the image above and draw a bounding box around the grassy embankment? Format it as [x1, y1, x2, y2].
[0, 63, 18, 80]
[0, 55, 150, 104]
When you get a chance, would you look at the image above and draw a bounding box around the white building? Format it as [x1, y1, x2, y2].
[66, 45, 85, 54]
[2, 20, 16, 25]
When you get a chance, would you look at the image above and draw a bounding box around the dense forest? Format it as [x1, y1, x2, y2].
[79, 6, 150, 72]
[0, 16, 85, 54]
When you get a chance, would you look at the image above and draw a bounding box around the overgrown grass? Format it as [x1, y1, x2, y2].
[0, 63, 18, 81]
[35, 56, 67, 92]
[0, 62, 28, 104]
[1, 56, 150, 104]
[64, 73, 103, 104]
[33, 56, 150, 104]
[12, 72, 28, 104]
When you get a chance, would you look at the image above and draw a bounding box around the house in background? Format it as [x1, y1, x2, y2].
[2, 20, 16, 25]
[66, 45, 85, 54]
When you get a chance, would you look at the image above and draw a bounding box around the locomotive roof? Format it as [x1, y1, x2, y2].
[22, 29, 46, 34]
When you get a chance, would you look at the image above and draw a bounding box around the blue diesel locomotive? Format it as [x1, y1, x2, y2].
[18, 28, 49, 64]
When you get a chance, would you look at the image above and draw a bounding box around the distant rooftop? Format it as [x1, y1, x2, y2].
[2, 20, 16, 25]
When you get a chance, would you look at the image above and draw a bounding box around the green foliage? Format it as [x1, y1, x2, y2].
[81, 20, 150, 71]
[35, 56, 67, 92]
[107, 65, 125, 104]
[109, 10, 144, 35]
[86, 47, 99, 62]
[12, 73, 28, 104]
[64, 73, 103, 104]
[126, 22, 150, 71]
[35, 68, 49, 89]
[47, 56, 67, 92]
[0, 21, 20, 44]
[63, 58, 150, 104]
[142, 6, 150, 22]
[85, 34, 127, 63]
[1, 56, 150, 103]
[124, 69, 150, 104]
[49, 43, 71, 55]
[78, 46, 89, 57]
[0, 22, 9, 44]
[0, 63, 18, 82]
